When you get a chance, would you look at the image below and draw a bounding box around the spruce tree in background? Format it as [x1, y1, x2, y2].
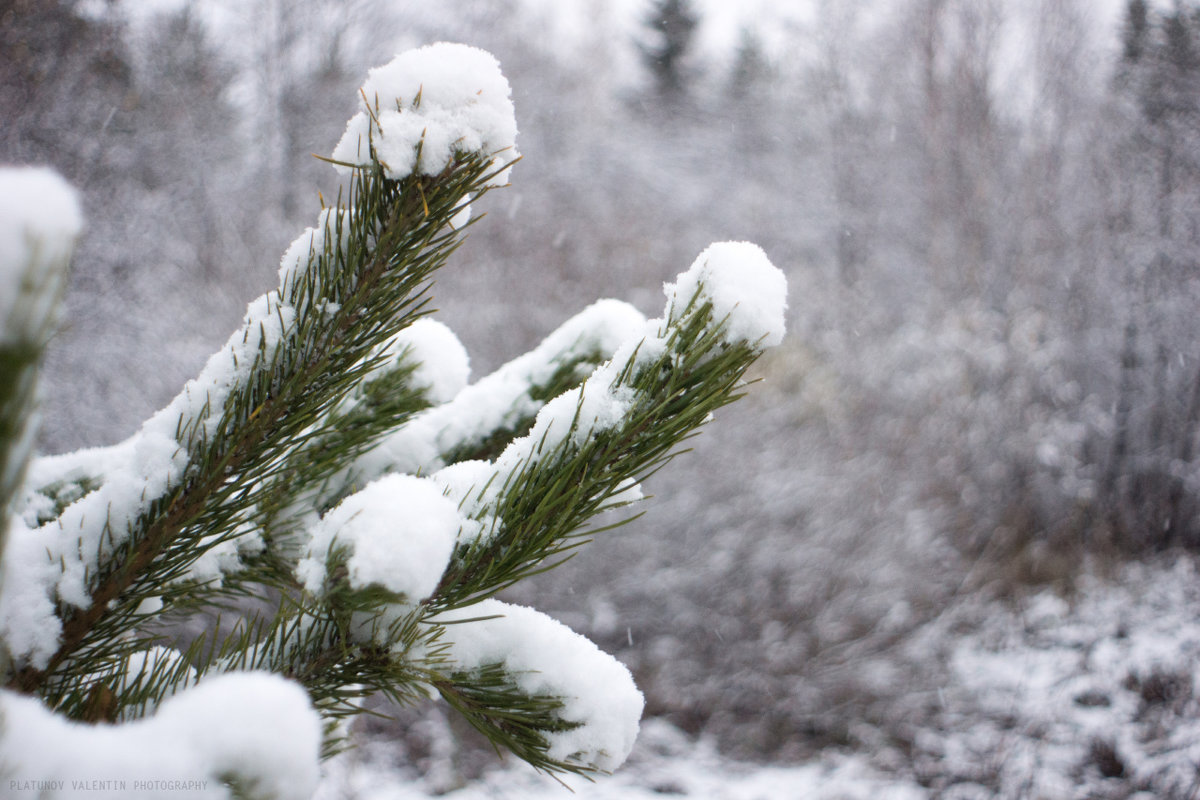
[639, 0, 699, 101]
[0, 42, 787, 796]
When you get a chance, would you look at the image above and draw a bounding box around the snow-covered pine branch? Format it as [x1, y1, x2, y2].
[0, 168, 81, 582]
[0, 42, 787, 793]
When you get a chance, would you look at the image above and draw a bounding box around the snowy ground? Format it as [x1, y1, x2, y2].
[316, 717, 924, 800]
[907, 556, 1200, 799]
[316, 555, 1200, 799]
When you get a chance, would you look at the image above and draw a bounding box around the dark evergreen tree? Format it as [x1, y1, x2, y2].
[639, 0, 699, 101]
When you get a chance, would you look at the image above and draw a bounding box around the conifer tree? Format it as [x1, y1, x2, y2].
[639, 0, 700, 101]
[0, 43, 787, 797]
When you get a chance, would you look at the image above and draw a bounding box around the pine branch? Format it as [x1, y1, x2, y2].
[9, 156, 504, 701]
[0, 168, 81, 680]
[433, 663, 587, 778]
[432, 297, 761, 612]
[337, 298, 646, 490]
[0, 45, 788, 788]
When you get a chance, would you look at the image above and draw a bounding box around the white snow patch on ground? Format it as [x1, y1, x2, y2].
[317, 556, 1200, 800]
[317, 718, 924, 800]
[906, 556, 1200, 798]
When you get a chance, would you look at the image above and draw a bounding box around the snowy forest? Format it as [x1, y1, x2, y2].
[5, 0, 1200, 797]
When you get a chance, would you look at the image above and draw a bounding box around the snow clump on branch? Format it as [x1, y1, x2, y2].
[381, 318, 471, 404]
[332, 42, 519, 185]
[297, 473, 461, 603]
[355, 298, 647, 481]
[665, 241, 789, 349]
[0, 672, 322, 800]
[438, 599, 644, 773]
[0, 166, 81, 345]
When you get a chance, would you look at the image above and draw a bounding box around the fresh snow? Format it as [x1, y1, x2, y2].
[382, 319, 471, 405]
[520, 381, 636, 452]
[332, 43, 519, 186]
[0, 167, 82, 346]
[2, 44, 503, 660]
[278, 208, 351, 302]
[0, 672, 322, 800]
[354, 298, 646, 481]
[905, 557, 1200, 798]
[6, 19, 1197, 800]
[313, 557, 1200, 799]
[665, 242, 789, 349]
[298, 474, 461, 604]
[178, 523, 266, 590]
[0, 281, 299, 665]
[0, 167, 82, 534]
[346, 243, 787, 556]
[436, 599, 644, 773]
[317, 718, 924, 800]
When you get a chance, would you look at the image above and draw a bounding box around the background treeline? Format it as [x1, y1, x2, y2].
[5, 0, 1200, 765]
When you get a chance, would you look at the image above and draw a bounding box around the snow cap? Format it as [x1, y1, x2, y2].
[0, 166, 82, 344]
[381, 318, 470, 404]
[440, 599, 644, 772]
[332, 43, 519, 185]
[298, 473, 461, 602]
[665, 241, 788, 348]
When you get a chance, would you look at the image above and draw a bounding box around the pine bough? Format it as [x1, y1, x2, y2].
[0, 44, 787, 797]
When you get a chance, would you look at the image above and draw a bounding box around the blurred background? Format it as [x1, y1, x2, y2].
[5, 0, 1200, 794]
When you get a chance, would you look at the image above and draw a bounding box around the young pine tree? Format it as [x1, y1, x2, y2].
[0, 43, 787, 797]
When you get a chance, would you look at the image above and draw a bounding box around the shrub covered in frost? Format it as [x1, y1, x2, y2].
[0, 43, 787, 795]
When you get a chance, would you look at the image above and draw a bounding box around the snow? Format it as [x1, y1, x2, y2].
[381, 319, 471, 405]
[178, 524, 266, 589]
[19, 439, 131, 526]
[340, 243, 786, 559]
[0, 515, 62, 665]
[427, 459, 494, 543]
[278, 208, 351, 301]
[332, 43, 519, 186]
[350, 242, 786, 503]
[475, 241, 786, 484]
[306, 557, 1200, 799]
[298, 474, 461, 604]
[317, 718, 924, 800]
[96, 645, 197, 707]
[436, 599, 644, 773]
[0, 672, 321, 800]
[910, 557, 1200, 798]
[521, 381, 636, 452]
[0, 285, 301, 664]
[355, 298, 646, 480]
[0, 167, 82, 345]
[1, 175, 438, 663]
[2, 272, 308, 664]
[428, 459, 493, 511]
[664, 241, 788, 349]
[0, 167, 82, 535]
